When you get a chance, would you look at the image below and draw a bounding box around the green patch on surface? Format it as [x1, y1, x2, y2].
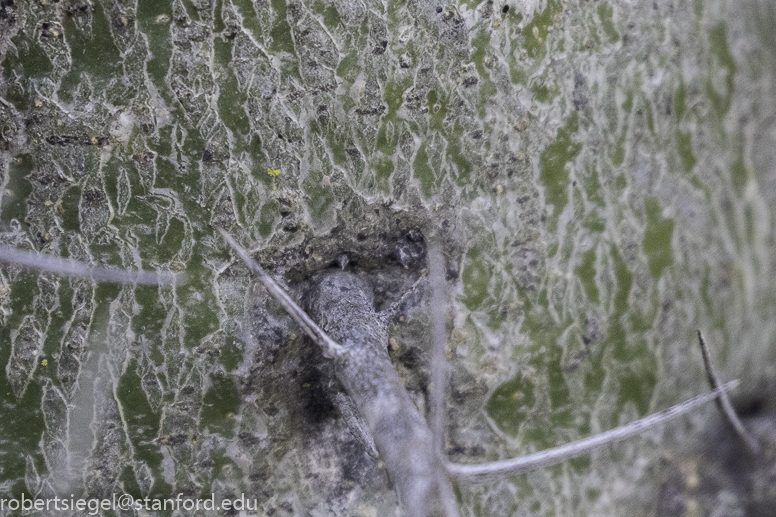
[583, 163, 606, 207]
[322, 4, 341, 28]
[5, 33, 52, 87]
[158, 217, 186, 262]
[617, 367, 656, 417]
[610, 142, 625, 167]
[730, 146, 749, 194]
[269, 0, 300, 79]
[486, 374, 536, 436]
[509, 65, 528, 86]
[58, 1, 123, 102]
[376, 122, 397, 156]
[384, 79, 410, 115]
[303, 169, 337, 218]
[220, 335, 241, 372]
[621, 89, 634, 113]
[231, 0, 265, 39]
[461, 247, 489, 310]
[588, 243, 656, 418]
[61, 186, 83, 232]
[531, 78, 558, 103]
[676, 130, 696, 172]
[576, 248, 599, 304]
[674, 82, 687, 120]
[470, 30, 498, 113]
[597, 3, 619, 43]
[745, 206, 755, 246]
[491, 297, 574, 447]
[541, 348, 572, 427]
[336, 53, 360, 81]
[583, 214, 605, 233]
[180, 309, 219, 350]
[213, 0, 225, 33]
[642, 99, 655, 133]
[0, 378, 45, 496]
[642, 198, 674, 278]
[201, 375, 240, 437]
[427, 90, 449, 131]
[133, 285, 169, 344]
[136, 0, 172, 85]
[328, 135, 349, 166]
[523, 0, 562, 59]
[447, 138, 472, 186]
[0, 154, 34, 224]
[118, 364, 161, 446]
[540, 112, 582, 221]
[269, 0, 294, 53]
[259, 201, 277, 236]
[413, 142, 435, 195]
[374, 156, 394, 192]
[215, 39, 251, 136]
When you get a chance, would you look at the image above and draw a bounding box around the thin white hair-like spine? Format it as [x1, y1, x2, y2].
[0, 245, 183, 285]
[216, 228, 346, 359]
[428, 241, 448, 459]
[446, 379, 740, 482]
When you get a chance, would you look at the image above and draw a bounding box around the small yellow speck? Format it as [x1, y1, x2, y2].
[272, 186, 278, 191]
[50, 29, 60, 38]
[57, 119, 63, 126]
[389, 337, 399, 351]
[267, 167, 281, 177]
[41, 359, 48, 367]
[44, 200, 52, 206]
[90, 136, 98, 145]
[192, 440, 197, 444]
[399, 316, 405, 322]
[34, 100, 43, 107]
[496, 184, 504, 195]
[121, 16, 128, 26]
[492, 20, 501, 28]
[57, 204, 65, 214]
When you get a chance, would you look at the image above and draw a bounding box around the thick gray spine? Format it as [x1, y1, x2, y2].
[308, 272, 459, 517]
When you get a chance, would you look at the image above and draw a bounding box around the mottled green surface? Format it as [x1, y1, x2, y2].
[1, 0, 776, 515]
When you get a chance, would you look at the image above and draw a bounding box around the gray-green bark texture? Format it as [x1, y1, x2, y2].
[1, 0, 776, 516]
